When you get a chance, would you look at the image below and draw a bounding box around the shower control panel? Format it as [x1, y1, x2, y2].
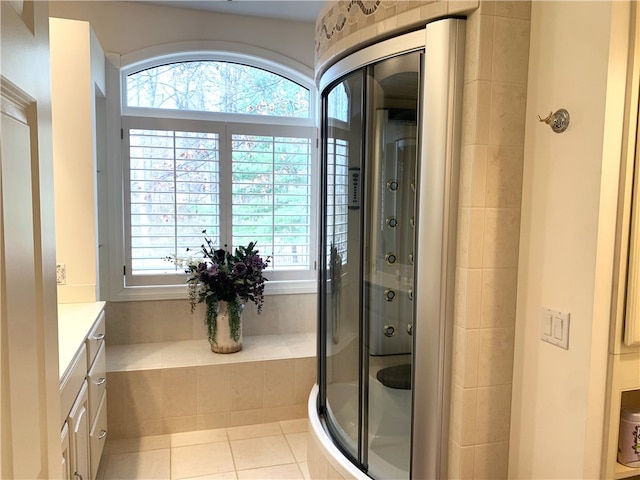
[540, 307, 570, 350]
[348, 167, 361, 209]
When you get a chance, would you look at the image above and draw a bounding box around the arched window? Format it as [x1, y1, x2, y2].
[126, 61, 310, 117]
[117, 53, 317, 294]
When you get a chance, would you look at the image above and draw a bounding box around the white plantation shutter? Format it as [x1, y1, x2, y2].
[123, 119, 316, 286]
[126, 126, 222, 284]
[231, 133, 312, 274]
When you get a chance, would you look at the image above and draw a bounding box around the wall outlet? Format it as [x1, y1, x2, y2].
[56, 264, 66, 285]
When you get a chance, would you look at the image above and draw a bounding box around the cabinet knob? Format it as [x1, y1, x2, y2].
[74, 472, 83, 480]
[92, 333, 105, 341]
[95, 377, 106, 386]
[98, 430, 107, 440]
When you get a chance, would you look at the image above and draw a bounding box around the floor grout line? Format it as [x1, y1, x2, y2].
[228, 432, 239, 477]
[99, 419, 309, 480]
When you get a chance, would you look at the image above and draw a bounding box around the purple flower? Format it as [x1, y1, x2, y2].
[250, 254, 265, 268]
[207, 263, 218, 277]
[213, 248, 226, 262]
[233, 263, 247, 276]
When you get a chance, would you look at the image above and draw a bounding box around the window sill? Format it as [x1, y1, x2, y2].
[108, 279, 317, 302]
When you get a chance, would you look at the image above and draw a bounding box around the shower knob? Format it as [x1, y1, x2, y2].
[385, 253, 397, 265]
[383, 324, 395, 337]
[386, 216, 398, 228]
[384, 289, 396, 301]
[387, 179, 399, 191]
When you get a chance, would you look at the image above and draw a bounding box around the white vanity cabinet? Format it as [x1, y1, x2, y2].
[58, 303, 107, 480]
[86, 313, 108, 480]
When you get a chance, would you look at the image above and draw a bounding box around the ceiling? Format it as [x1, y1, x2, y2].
[138, 0, 325, 23]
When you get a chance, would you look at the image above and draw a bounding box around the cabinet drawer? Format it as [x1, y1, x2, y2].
[87, 342, 106, 424]
[89, 392, 107, 480]
[86, 310, 106, 369]
[60, 344, 87, 425]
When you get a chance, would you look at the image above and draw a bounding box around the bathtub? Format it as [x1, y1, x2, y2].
[307, 373, 412, 480]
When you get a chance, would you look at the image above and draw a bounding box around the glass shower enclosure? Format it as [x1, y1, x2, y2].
[317, 19, 465, 479]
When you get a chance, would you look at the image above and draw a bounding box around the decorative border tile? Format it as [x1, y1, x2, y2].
[315, 0, 479, 77]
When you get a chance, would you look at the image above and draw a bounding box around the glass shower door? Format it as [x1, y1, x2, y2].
[318, 20, 465, 480]
[365, 51, 420, 480]
[320, 68, 364, 464]
[320, 50, 421, 479]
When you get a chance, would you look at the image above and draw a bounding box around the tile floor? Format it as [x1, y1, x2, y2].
[97, 419, 310, 480]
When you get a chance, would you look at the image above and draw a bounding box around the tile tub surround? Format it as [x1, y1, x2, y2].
[106, 334, 316, 439]
[105, 293, 317, 345]
[449, 3, 530, 478]
[97, 419, 310, 480]
[315, 1, 531, 478]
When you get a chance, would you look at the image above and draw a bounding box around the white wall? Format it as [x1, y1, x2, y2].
[510, 1, 629, 478]
[48, 0, 316, 296]
[50, 18, 105, 303]
[48, 1, 315, 69]
[48, 2, 317, 324]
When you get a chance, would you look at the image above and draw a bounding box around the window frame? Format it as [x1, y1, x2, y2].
[122, 116, 226, 287]
[122, 116, 317, 287]
[102, 47, 318, 302]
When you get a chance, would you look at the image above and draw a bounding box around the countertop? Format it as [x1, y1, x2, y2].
[58, 301, 105, 380]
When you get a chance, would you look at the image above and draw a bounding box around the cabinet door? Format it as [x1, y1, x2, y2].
[68, 381, 90, 480]
[61, 422, 72, 480]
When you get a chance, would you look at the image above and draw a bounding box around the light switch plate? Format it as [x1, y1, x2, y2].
[541, 307, 570, 350]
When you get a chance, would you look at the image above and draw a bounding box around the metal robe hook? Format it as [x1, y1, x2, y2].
[537, 108, 570, 133]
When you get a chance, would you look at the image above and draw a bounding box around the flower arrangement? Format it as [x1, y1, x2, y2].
[170, 232, 270, 346]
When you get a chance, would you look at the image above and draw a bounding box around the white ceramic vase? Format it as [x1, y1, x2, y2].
[209, 299, 243, 354]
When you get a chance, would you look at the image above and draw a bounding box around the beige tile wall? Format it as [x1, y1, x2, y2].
[106, 293, 317, 345]
[450, 1, 530, 478]
[107, 356, 315, 438]
[313, 1, 531, 479]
